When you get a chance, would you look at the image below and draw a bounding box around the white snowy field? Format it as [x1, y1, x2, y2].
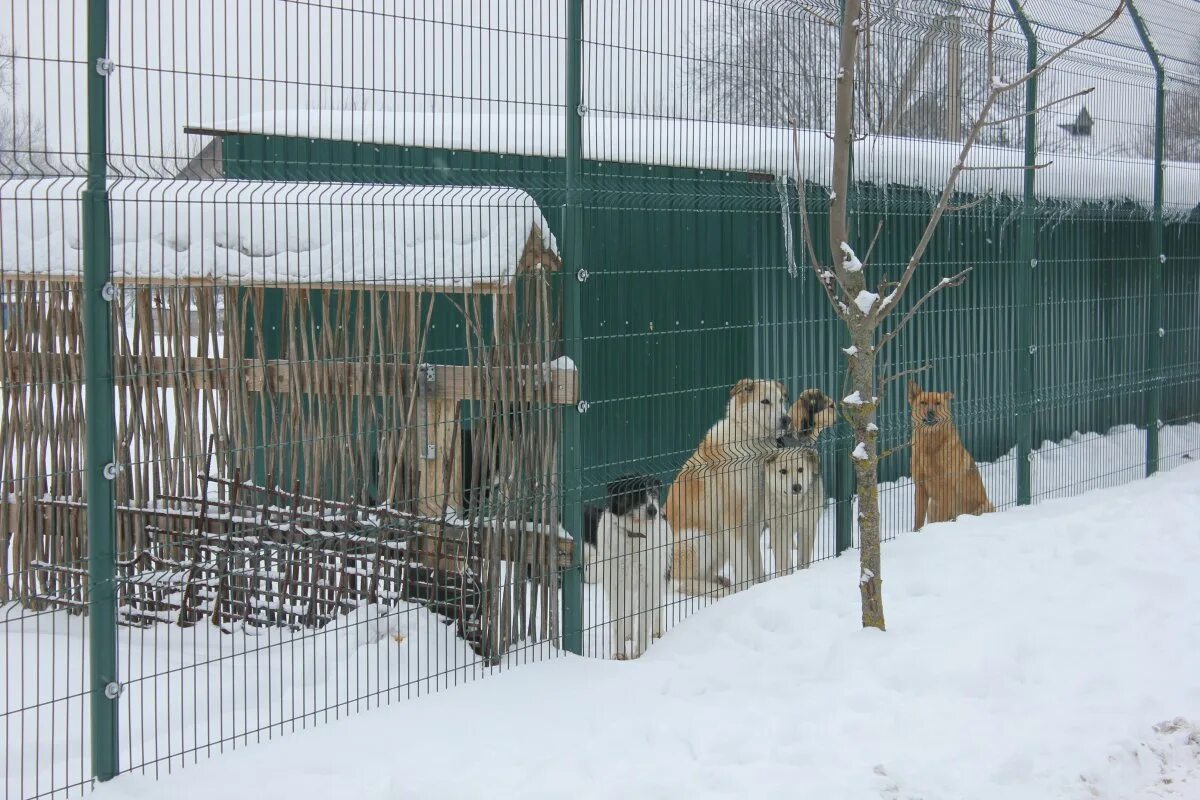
[85, 458, 1200, 800]
[3, 420, 1198, 799]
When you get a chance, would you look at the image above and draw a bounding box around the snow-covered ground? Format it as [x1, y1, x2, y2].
[86, 458, 1200, 800]
[3, 421, 1199, 799]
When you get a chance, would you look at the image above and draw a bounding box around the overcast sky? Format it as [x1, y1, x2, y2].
[2, 0, 1196, 175]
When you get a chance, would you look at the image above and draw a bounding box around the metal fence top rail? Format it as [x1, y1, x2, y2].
[0, 178, 558, 288]
[191, 110, 1200, 213]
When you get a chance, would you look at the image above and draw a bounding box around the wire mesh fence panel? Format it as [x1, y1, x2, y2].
[1, 1, 1199, 798]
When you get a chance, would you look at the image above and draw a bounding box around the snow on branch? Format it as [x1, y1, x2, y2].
[840, 241, 863, 273]
[854, 289, 880, 315]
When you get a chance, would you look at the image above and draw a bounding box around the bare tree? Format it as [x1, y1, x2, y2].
[1120, 39, 1200, 163]
[788, 0, 1125, 630]
[0, 40, 48, 176]
[696, 0, 1038, 145]
[1166, 68, 1200, 162]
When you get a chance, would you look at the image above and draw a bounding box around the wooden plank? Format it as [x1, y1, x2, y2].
[418, 398, 460, 517]
[246, 360, 578, 404]
[2, 352, 228, 386]
[2, 353, 578, 404]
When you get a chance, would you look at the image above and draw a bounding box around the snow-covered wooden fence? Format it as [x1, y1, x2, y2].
[1, 180, 575, 661]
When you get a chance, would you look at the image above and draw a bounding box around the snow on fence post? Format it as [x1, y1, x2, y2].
[1007, 0, 1037, 507]
[1127, 0, 1166, 477]
[83, 0, 121, 782]
[559, 0, 586, 656]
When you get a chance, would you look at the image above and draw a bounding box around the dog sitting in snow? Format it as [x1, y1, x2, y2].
[764, 447, 824, 573]
[666, 379, 792, 596]
[909, 381, 995, 531]
[582, 474, 670, 659]
[765, 389, 835, 572]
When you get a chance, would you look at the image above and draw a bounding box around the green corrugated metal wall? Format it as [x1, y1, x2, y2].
[222, 133, 1200, 505]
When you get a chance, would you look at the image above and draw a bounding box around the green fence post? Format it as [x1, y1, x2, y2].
[83, 0, 120, 781]
[560, 0, 585, 655]
[1127, 0, 1166, 477]
[1008, 0, 1036, 506]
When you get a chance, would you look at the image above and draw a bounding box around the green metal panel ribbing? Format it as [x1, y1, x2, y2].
[1008, 0, 1036, 507]
[83, 0, 120, 782]
[1127, 0, 1166, 476]
[560, 0, 585, 656]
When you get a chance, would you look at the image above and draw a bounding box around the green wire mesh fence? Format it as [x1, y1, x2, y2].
[1, 0, 1198, 797]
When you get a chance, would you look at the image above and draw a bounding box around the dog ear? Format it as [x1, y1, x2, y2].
[731, 378, 756, 396]
[944, 391, 955, 401]
[907, 381, 922, 404]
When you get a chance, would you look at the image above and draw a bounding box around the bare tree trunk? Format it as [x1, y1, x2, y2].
[826, 0, 886, 631]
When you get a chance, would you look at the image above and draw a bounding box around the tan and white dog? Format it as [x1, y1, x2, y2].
[665, 379, 791, 596]
[765, 389, 836, 573]
[764, 447, 824, 574]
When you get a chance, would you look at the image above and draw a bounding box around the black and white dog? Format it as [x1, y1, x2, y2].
[582, 474, 671, 659]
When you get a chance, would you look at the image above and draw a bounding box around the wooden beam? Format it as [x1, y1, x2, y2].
[3, 353, 578, 405]
[245, 360, 578, 405]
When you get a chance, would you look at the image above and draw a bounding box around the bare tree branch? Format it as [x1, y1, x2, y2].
[961, 161, 1053, 171]
[879, 440, 913, 461]
[994, 1, 1127, 95]
[880, 363, 933, 389]
[795, 2, 839, 26]
[879, 268, 973, 348]
[944, 193, 993, 213]
[983, 87, 1095, 128]
[861, 220, 885, 268]
[874, 0, 1124, 328]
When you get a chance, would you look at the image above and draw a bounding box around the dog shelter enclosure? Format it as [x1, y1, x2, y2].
[3, 0, 1200, 798]
[2, 177, 576, 655]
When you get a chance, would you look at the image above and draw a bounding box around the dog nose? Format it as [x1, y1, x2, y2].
[924, 412, 937, 423]
[646, 506, 658, 519]
[780, 414, 791, 429]
[791, 483, 804, 493]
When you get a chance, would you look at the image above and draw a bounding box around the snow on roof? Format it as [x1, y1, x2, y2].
[0, 179, 558, 288]
[203, 110, 1200, 213]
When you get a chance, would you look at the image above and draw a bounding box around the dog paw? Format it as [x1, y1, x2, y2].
[715, 576, 732, 589]
[613, 652, 628, 661]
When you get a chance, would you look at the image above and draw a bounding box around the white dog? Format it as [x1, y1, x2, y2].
[582, 474, 670, 659]
[764, 447, 824, 573]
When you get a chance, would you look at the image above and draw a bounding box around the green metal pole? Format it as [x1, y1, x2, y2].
[84, 0, 120, 782]
[1127, 0, 1165, 477]
[560, 0, 585, 655]
[1008, 0, 1036, 506]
